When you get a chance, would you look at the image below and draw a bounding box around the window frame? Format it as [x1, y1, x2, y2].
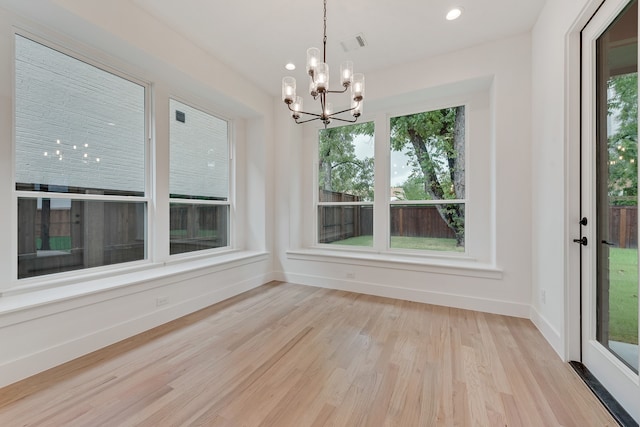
[309, 88, 493, 265]
[12, 30, 152, 282]
[387, 105, 469, 256]
[168, 96, 234, 258]
[315, 121, 376, 249]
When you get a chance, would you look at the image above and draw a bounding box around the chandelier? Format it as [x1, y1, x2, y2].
[281, 0, 364, 127]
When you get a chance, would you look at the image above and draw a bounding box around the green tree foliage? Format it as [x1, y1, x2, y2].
[396, 173, 428, 201]
[608, 73, 638, 206]
[317, 108, 466, 247]
[391, 107, 465, 246]
[318, 122, 375, 201]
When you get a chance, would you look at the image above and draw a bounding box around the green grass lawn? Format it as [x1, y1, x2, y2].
[609, 248, 639, 344]
[329, 235, 464, 252]
[36, 236, 71, 251]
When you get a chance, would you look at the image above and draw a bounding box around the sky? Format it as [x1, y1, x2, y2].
[352, 134, 414, 187]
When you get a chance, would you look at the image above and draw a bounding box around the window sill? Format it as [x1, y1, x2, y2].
[286, 248, 502, 280]
[0, 250, 269, 318]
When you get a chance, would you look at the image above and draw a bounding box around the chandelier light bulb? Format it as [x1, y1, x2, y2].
[351, 98, 362, 117]
[324, 102, 333, 116]
[291, 96, 303, 119]
[309, 80, 319, 97]
[315, 63, 329, 92]
[341, 61, 353, 87]
[352, 73, 365, 101]
[282, 76, 296, 104]
[307, 48, 320, 75]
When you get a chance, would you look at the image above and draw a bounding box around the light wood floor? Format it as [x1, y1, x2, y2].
[0, 282, 617, 426]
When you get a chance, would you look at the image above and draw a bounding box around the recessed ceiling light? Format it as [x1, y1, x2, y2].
[285, 63, 296, 71]
[446, 7, 463, 21]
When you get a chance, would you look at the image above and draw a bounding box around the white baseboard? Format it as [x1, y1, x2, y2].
[529, 305, 564, 359]
[0, 273, 269, 388]
[273, 271, 565, 357]
[282, 272, 530, 318]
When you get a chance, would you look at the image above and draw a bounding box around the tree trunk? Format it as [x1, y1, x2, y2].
[409, 108, 466, 247]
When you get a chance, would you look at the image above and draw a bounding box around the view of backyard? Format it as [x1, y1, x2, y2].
[610, 247, 639, 344]
[331, 235, 464, 252]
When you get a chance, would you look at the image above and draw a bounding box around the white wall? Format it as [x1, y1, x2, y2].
[275, 34, 534, 319]
[0, 0, 275, 387]
[531, 0, 602, 359]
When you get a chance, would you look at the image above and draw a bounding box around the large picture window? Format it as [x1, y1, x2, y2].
[169, 99, 230, 255]
[317, 122, 374, 247]
[15, 35, 148, 278]
[389, 106, 466, 252]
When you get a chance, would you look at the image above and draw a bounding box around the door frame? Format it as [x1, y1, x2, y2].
[567, 0, 640, 422]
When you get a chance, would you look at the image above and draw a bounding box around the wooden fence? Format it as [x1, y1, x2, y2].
[609, 206, 638, 249]
[319, 200, 638, 247]
[23, 201, 640, 252]
[390, 205, 456, 239]
[318, 189, 457, 243]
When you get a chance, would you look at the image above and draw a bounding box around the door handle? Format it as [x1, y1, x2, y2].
[601, 240, 615, 246]
[580, 217, 588, 226]
[573, 237, 588, 246]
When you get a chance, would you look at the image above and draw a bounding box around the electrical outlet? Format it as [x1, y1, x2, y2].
[346, 272, 355, 279]
[540, 289, 546, 304]
[156, 296, 169, 307]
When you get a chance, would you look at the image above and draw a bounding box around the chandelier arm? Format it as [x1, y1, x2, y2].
[298, 111, 324, 118]
[286, 102, 323, 118]
[328, 102, 361, 116]
[329, 116, 358, 124]
[328, 108, 357, 116]
[326, 86, 349, 94]
[295, 116, 322, 124]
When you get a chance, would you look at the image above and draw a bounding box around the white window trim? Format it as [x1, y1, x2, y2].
[304, 84, 495, 272]
[386, 104, 469, 256]
[167, 96, 235, 259]
[7, 27, 241, 292]
[13, 30, 153, 283]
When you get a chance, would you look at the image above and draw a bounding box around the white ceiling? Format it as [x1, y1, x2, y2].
[138, 0, 547, 97]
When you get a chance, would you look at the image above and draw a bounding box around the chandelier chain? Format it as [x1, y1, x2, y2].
[323, 0, 327, 62]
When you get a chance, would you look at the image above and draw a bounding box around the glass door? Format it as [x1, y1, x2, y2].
[581, 0, 640, 421]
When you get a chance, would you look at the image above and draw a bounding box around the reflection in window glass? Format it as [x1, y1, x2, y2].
[170, 99, 230, 255]
[170, 204, 229, 255]
[15, 35, 148, 279]
[318, 122, 374, 246]
[18, 198, 146, 278]
[15, 35, 146, 196]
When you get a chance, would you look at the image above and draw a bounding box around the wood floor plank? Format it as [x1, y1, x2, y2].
[0, 282, 618, 426]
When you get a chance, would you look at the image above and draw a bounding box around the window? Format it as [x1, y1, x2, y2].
[169, 99, 230, 255]
[15, 35, 148, 279]
[315, 107, 468, 254]
[389, 106, 466, 252]
[317, 122, 374, 247]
